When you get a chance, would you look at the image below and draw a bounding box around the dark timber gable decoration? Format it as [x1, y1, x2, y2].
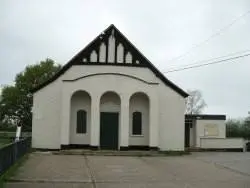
[32, 24, 188, 97]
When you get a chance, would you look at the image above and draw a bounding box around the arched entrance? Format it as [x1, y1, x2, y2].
[99, 91, 121, 150]
[70, 90, 91, 145]
[129, 92, 149, 147]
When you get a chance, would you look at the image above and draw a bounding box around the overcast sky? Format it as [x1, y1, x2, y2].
[0, 0, 250, 118]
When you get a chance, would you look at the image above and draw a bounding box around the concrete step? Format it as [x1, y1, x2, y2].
[52, 149, 189, 156]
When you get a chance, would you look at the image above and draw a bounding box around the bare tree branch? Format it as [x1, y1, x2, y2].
[185, 90, 207, 114]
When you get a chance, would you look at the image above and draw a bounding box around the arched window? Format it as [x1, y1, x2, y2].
[76, 110, 87, 133]
[132, 111, 142, 135]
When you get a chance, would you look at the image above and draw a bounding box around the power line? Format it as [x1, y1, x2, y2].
[165, 49, 250, 70]
[163, 53, 250, 73]
[166, 10, 250, 64]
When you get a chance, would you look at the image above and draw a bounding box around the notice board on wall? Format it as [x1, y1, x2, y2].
[204, 124, 219, 136]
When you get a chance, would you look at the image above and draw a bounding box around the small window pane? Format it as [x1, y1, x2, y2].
[77, 110, 87, 133]
[132, 112, 142, 135]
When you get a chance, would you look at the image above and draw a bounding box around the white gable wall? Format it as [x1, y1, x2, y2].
[32, 65, 185, 150]
[32, 79, 62, 149]
[158, 81, 186, 151]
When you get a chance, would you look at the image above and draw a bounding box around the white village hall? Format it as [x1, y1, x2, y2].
[32, 25, 191, 151]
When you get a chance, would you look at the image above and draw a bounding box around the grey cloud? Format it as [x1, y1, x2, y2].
[0, 0, 250, 118]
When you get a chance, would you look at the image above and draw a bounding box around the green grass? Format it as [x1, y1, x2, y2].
[0, 131, 31, 149]
[0, 132, 15, 138]
[0, 131, 31, 138]
[0, 138, 13, 149]
[0, 154, 29, 188]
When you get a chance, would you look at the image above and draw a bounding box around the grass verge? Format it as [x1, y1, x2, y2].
[0, 139, 13, 149]
[0, 154, 29, 188]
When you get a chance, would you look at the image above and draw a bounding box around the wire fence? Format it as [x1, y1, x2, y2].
[0, 137, 31, 175]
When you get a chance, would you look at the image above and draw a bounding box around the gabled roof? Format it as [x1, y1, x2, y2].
[32, 24, 188, 97]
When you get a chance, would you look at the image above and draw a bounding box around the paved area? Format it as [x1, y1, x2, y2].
[191, 152, 250, 176]
[4, 152, 250, 188]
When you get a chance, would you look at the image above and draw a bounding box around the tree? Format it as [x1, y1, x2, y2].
[242, 115, 250, 139]
[226, 117, 250, 139]
[185, 89, 206, 114]
[226, 119, 244, 138]
[0, 59, 61, 131]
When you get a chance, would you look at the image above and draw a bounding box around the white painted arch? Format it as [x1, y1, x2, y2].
[100, 91, 121, 113]
[70, 90, 91, 145]
[129, 92, 150, 146]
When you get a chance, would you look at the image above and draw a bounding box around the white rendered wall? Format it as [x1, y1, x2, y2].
[60, 70, 158, 149]
[158, 83, 186, 151]
[32, 80, 61, 149]
[32, 65, 186, 150]
[200, 138, 244, 149]
[195, 119, 226, 147]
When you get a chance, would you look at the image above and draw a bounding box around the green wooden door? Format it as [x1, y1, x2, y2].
[100, 112, 119, 150]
